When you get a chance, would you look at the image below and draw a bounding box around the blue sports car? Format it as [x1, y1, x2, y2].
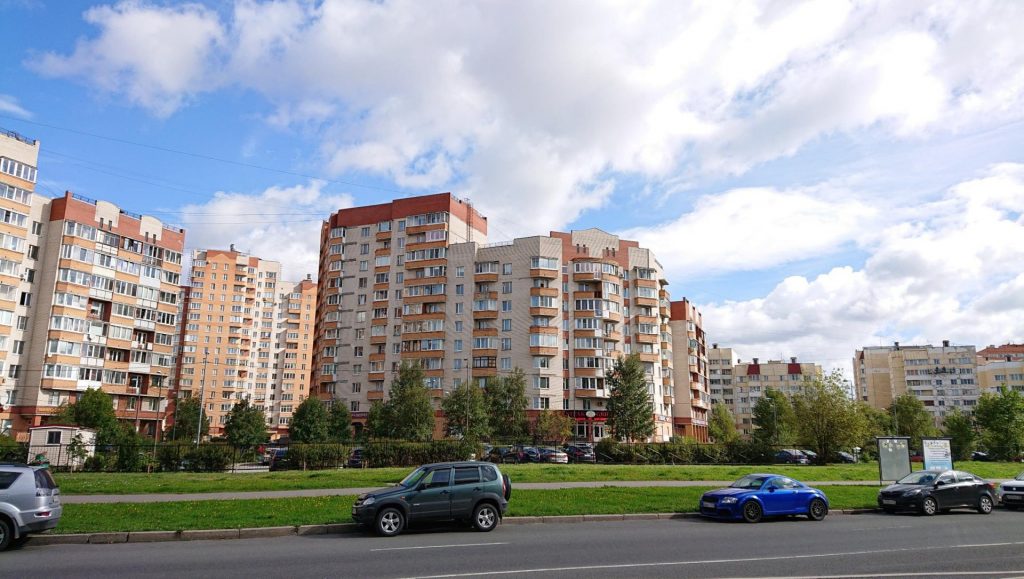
[699, 474, 830, 523]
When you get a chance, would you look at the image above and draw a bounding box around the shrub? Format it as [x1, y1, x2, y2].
[284, 444, 351, 470]
[363, 440, 481, 468]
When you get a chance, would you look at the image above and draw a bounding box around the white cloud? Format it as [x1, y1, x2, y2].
[0, 94, 32, 118]
[177, 180, 353, 281]
[699, 164, 1024, 374]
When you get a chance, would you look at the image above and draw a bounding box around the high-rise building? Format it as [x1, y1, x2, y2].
[854, 340, 979, 424]
[314, 193, 679, 442]
[173, 248, 316, 438]
[668, 299, 709, 442]
[976, 343, 1024, 395]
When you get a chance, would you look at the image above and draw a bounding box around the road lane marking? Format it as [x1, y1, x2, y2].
[730, 572, 1024, 578]
[401, 540, 1024, 578]
[372, 542, 508, 552]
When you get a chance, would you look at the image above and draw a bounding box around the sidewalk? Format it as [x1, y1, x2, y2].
[61, 480, 887, 504]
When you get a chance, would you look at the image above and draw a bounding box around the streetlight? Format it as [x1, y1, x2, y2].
[152, 370, 166, 456]
[196, 348, 209, 446]
[463, 358, 470, 438]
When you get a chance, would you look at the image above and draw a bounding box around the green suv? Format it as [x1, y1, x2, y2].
[352, 461, 511, 537]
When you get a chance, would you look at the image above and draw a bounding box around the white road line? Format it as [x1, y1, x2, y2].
[728, 572, 1024, 579]
[400, 540, 1024, 578]
[371, 542, 508, 552]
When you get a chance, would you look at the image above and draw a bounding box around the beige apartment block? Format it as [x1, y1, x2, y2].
[314, 193, 679, 442]
[854, 340, 979, 425]
[708, 345, 822, 436]
[173, 248, 315, 439]
[668, 299, 710, 442]
[976, 343, 1024, 395]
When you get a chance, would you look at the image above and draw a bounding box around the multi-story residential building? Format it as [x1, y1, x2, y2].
[976, 343, 1024, 395]
[708, 345, 822, 436]
[854, 340, 979, 424]
[314, 193, 678, 442]
[668, 299, 709, 442]
[173, 247, 315, 438]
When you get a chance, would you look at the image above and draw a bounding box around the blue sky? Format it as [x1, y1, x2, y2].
[2, 0, 1024, 372]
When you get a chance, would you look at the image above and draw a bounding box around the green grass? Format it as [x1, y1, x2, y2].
[55, 461, 1023, 495]
[56, 485, 882, 534]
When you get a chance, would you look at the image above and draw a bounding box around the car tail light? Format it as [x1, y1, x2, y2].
[36, 511, 51, 517]
[36, 489, 53, 497]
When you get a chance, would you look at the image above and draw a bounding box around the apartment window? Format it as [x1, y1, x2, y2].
[18, 292, 29, 307]
[32, 221, 43, 235]
[500, 357, 512, 370]
[533, 397, 550, 410]
[455, 302, 464, 314]
[455, 284, 464, 296]
[501, 300, 512, 312]
[350, 401, 359, 411]
[502, 281, 512, 294]
[454, 339, 463, 352]
[456, 266, 465, 278]
[502, 263, 512, 275]
[502, 319, 512, 332]
[501, 337, 512, 350]
[454, 321, 463, 332]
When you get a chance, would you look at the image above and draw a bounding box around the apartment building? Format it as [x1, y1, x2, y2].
[668, 299, 710, 442]
[314, 193, 679, 442]
[976, 343, 1024, 395]
[173, 247, 316, 438]
[708, 345, 822, 436]
[854, 341, 979, 424]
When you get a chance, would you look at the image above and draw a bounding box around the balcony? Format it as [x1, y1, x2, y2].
[473, 309, 498, 320]
[367, 390, 385, 401]
[529, 268, 559, 279]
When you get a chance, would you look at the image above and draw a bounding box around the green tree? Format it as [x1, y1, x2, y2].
[365, 400, 394, 439]
[973, 388, 1024, 460]
[533, 410, 574, 445]
[942, 408, 977, 461]
[484, 369, 530, 442]
[751, 388, 797, 446]
[792, 370, 868, 461]
[327, 402, 353, 443]
[441, 383, 490, 440]
[224, 399, 269, 448]
[708, 403, 739, 444]
[166, 396, 209, 442]
[387, 361, 436, 441]
[605, 354, 655, 442]
[857, 403, 893, 459]
[53, 387, 120, 444]
[66, 433, 89, 472]
[888, 394, 937, 449]
[290, 397, 331, 443]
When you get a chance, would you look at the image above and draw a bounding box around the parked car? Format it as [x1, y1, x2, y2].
[971, 451, 992, 462]
[699, 474, 829, 523]
[486, 446, 519, 464]
[266, 448, 290, 471]
[877, 469, 997, 515]
[564, 445, 596, 463]
[0, 463, 62, 551]
[518, 447, 542, 463]
[998, 471, 1024, 509]
[774, 449, 810, 465]
[835, 451, 857, 464]
[351, 462, 512, 537]
[538, 447, 568, 464]
[260, 446, 286, 466]
[347, 448, 365, 469]
[799, 449, 819, 463]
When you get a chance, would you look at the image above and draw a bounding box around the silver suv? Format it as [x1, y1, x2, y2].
[0, 463, 62, 551]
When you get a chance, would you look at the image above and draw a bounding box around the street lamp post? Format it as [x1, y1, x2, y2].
[463, 358, 470, 438]
[152, 371, 165, 456]
[196, 348, 209, 446]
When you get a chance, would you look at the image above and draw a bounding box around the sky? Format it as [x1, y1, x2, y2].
[1, 0, 1023, 375]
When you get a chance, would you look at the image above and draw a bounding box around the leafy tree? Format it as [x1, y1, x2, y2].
[441, 383, 490, 440]
[708, 403, 739, 444]
[387, 361, 436, 441]
[606, 354, 655, 442]
[888, 394, 937, 449]
[53, 387, 120, 445]
[857, 403, 893, 459]
[942, 408, 977, 461]
[751, 388, 797, 446]
[327, 402, 353, 443]
[973, 389, 1024, 460]
[533, 410, 574, 445]
[365, 400, 394, 439]
[166, 396, 209, 442]
[0, 434, 22, 462]
[484, 369, 530, 442]
[224, 399, 269, 448]
[66, 433, 89, 472]
[792, 370, 868, 461]
[290, 397, 331, 443]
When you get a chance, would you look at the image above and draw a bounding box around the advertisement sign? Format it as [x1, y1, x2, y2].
[921, 437, 954, 471]
[877, 436, 912, 483]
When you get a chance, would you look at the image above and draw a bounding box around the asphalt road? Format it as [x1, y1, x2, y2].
[5, 511, 1024, 578]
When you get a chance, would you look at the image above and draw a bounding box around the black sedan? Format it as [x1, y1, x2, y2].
[878, 469, 997, 515]
[564, 445, 596, 463]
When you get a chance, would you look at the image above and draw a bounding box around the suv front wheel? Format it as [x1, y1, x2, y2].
[376, 507, 405, 537]
[0, 517, 12, 552]
[472, 503, 499, 532]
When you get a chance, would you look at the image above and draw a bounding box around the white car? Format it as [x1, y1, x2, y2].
[998, 471, 1024, 509]
[0, 463, 62, 551]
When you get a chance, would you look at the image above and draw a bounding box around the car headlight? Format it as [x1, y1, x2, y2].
[720, 497, 738, 504]
[362, 496, 376, 506]
[902, 489, 921, 496]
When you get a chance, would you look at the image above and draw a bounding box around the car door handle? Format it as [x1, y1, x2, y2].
[473, 487, 482, 492]
[440, 490, 450, 495]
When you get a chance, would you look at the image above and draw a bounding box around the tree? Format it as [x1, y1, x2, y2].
[327, 402, 353, 443]
[792, 370, 867, 461]
[973, 389, 1024, 460]
[533, 410, 574, 444]
[66, 433, 89, 472]
[606, 354, 655, 442]
[751, 388, 797, 446]
[942, 408, 977, 461]
[365, 400, 394, 439]
[888, 394, 937, 449]
[224, 399, 269, 448]
[708, 403, 739, 444]
[53, 387, 120, 445]
[386, 361, 436, 441]
[166, 396, 209, 442]
[290, 397, 331, 443]
[484, 369, 530, 442]
[441, 383, 491, 440]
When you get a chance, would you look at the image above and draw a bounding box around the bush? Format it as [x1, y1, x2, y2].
[283, 444, 351, 470]
[0, 435, 23, 462]
[155, 443, 234, 472]
[363, 440, 481, 468]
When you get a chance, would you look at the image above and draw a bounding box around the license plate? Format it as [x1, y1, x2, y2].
[702, 501, 716, 508]
[351, 507, 358, 515]
[1005, 495, 1021, 501]
[882, 499, 896, 505]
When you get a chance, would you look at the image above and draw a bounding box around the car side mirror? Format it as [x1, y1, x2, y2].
[935, 481, 945, 487]
[767, 486, 777, 493]
[417, 483, 427, 491]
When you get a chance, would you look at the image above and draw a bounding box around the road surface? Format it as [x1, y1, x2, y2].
[5, 510, 1023, 578]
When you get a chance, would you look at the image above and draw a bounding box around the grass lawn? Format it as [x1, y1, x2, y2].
[55, 461, 1023, 495]
[56, 485, 882, 534]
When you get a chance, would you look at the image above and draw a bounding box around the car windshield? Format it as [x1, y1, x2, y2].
[897, 471, 940, 485]
[399, 467, 429, 488]
[1016, 472, 1024, 481]
[731, 475, 770, 489]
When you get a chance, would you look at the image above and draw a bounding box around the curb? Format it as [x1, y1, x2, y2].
[27, 509, 882, 546]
